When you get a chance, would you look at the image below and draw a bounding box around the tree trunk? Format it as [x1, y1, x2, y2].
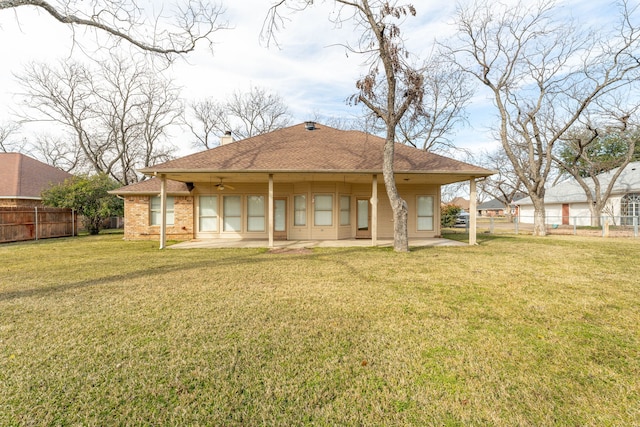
[530, 195, 547, 236]
[382, 135, 409, 252]
[589, 204, 602, 227]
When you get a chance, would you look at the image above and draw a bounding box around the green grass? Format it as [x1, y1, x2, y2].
[1, 234, 639, 426]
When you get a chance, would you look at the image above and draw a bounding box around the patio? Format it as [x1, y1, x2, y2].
[170, 237, 468, 249]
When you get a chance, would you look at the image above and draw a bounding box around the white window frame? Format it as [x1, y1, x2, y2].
[294, 195, 307, 226]
[198, 195, 218, 232]
[247, 195, 265, 232]
[417, 195, 434, 231]
[314, 194, 333, 227]
[340, 195, 351, 226]
[150, 196, 174, 226]
[223, 195, 242, 232]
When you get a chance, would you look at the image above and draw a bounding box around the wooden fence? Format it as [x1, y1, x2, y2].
[0, 207, 78, 243]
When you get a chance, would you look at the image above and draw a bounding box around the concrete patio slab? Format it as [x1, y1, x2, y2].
[169, 238, 468, 249]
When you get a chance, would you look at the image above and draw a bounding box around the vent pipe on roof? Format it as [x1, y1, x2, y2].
[304, 121, 316, 130]
[220, 131, 234, 145]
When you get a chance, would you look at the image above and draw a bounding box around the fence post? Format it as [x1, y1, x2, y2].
[634, 217, 638, 238]
[490, 217, 494, 234]
[35, 206, 39, 241]
[514, 216, 519, 235]
[572, 217, 577, 235]
[602, 216, 610, 238]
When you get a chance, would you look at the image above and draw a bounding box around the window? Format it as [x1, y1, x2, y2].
[294, 195, 307, 226]
[314, 195, 333, 226]
[417, 196, 434, 231]
[340, 195, 351, 226]
[223, 195, 242, 232]
[150, 196, 174, 226]
[621, 193, 640, 225]
[199, 195, 218, 232]
[247, 196, 265, 232]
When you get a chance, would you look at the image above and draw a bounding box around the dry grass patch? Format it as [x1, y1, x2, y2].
[0, 234, 638, 425]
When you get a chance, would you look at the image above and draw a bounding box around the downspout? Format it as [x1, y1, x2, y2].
[160, 174, 167, 249]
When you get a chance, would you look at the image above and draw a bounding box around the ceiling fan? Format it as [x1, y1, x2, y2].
[215, 178, 235, 191]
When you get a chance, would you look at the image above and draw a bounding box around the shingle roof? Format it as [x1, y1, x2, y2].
[139, 123, 492, 175]
[0, 153, 72, 199]
[110, 178, 192, 195]
[478, 194, 526, 210]
[517, 161, 640, 205]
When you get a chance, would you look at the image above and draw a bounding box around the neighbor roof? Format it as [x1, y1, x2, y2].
[517, 161, 640, 205]
[139, 123, 493, 176]
[0, 153, 72, 199]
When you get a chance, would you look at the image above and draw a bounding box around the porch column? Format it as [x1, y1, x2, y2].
[159, 174, 167, 250]
[371, 174, 378, 246]
[268, 174, 274, 248]
[469, 177, 477, 246]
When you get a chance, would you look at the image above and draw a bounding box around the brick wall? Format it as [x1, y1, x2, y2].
[123, 195, 194, 241]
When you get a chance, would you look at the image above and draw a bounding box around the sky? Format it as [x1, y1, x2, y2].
[0, 0, 622, 161]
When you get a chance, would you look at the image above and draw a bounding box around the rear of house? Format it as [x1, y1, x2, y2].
[112, 123, 494, 245]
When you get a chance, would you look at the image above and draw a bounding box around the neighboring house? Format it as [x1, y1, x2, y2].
[0, 153, 72, 207]
[111, 122, 493, 246]
[449, 197, 470, 212]
[477, 198, 507, 216]
[516, 161, 640, 226]
[0, 153, 76, 243]
[478, 194, 525, 217]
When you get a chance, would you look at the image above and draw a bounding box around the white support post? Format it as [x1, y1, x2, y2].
[160, 174, 167, 250]
[268, 174, 274, 248]
[371, 174, 378, 246]
[469, 178, 477, 245]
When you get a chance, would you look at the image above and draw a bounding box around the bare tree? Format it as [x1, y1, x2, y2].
[226, 86, 292, 139]
[0, 122, 22, 152]
[397, 58, 473, 154]
[263, 0, 424, 252]
[187, 86, 292, 149]
[448, 0, 640, 236]
[187, 98, 226, 149]
[31, 134, 84, 172]
[1, 0, 227, 60]
[16, 56, 182, 184]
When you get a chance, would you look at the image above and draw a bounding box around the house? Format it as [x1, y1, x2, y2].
[0, 153, 76, 243]
[0, 153, 72, 207]
[449, 196, 470, 212]
[111, 123, 494, 247]
[516, 161, 640, 226]
[477, 194, 525, 217]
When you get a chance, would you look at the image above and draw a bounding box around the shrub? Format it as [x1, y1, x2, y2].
[441, 204, 462, 227]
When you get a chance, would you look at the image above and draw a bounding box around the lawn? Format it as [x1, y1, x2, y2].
[0, 234, 638, 426]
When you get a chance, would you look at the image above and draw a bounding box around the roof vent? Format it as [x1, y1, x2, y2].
[304, 121, 316, 131]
